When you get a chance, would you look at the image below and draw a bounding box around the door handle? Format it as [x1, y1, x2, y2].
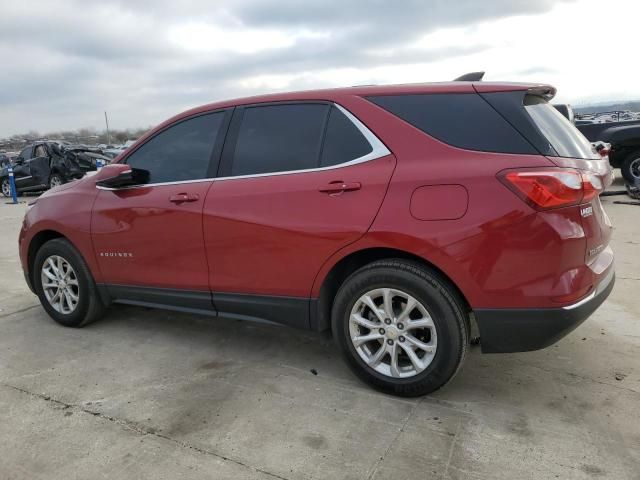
[319, 181, 361, 194]
[169, 193, 199, 203]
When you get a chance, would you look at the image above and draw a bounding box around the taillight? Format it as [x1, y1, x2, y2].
[499, 169, 604, 210]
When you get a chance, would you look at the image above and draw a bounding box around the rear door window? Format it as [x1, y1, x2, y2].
[320, 106, 372, 167]
[524, 95, 598, 159]
[229, 103, 329, 176]
[367, 93, 536, 154]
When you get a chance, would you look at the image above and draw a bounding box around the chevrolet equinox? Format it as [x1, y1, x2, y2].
[19, 81, 615, 396]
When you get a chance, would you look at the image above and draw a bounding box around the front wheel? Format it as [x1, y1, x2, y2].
[49, 173, 64, 189]
[332, 259, 468, 397]
[34, 238, 106, 327]
[621, 153, 640, 183]
[1, 178, 12, 197]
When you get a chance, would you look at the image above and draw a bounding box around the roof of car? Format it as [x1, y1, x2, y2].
[171, 81, 554, 120]
[194, 81, 547, 110]
[124, 80, 555, 158]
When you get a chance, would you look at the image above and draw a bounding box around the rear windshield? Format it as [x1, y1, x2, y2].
[524, 96, 597, 159]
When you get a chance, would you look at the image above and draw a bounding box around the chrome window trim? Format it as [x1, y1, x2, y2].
[96, 177, 215, 191]
[97, 102, 390, 190]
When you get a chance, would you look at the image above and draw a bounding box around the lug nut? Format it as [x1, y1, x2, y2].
[387, 339, 394, 345]
[384, 318, 392, 325]
[399, 336, 405, 343]
[397, 323, 404, 330]
[379, 328, 385, 335]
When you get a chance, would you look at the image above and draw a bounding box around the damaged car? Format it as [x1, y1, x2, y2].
[0, 141, 110, 197]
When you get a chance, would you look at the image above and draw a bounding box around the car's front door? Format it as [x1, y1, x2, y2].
[203, 102, 395, 327]
[91, 110, 231, 310]
[13, 146, 35, 190]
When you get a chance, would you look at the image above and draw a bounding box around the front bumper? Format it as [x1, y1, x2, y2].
[474, 268, 615, 353]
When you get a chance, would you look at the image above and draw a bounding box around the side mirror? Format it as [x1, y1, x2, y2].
[95, 163, 150, 189]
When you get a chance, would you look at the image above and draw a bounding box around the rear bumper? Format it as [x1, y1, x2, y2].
[475, 268, 615, 353]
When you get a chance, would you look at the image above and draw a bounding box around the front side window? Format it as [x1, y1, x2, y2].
[125, 112, 224, 183]
[231, 104, 329, 176]
[19, 146, 33, 160]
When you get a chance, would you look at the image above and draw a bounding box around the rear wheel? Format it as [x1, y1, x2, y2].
[621, 152, 640, 183]
[332, 259, 468, 396]
[34, 238, 106, 327]
[2, 178, 12, 197]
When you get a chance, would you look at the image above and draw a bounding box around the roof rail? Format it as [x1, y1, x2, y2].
[454, 72, 485, 81]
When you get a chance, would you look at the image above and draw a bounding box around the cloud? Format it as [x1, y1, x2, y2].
[0, 0, 597, 136]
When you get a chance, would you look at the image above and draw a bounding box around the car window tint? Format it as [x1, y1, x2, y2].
[125, 112, 224, 183]
[19, 146, 33, 160]
[367, 93, 536, 154]
[320, 107, 372, 167]
[231, 104, 329, 176]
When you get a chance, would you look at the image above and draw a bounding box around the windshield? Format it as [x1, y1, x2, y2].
[524, 95, 598, 159]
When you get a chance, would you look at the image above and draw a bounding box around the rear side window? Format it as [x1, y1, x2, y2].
[524, 96, 597, 159]
[320, 107, 372, 167]
[125, 112, 224, 183]
[231, 104, 329, 176]
[367, 93, 536, 154]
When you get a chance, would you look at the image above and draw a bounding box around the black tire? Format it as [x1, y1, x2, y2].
[49, 173, 64, 189]
[621, 152, 640, 183]
[1, 178, 11, 197]
[332, 259, 468, 397]
[33, 238, 106, 327]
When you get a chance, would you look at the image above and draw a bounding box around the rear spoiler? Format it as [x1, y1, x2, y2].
[454, 73, 556, 101]
[454, 72, 485, 81]
[527, 85, 556, 100]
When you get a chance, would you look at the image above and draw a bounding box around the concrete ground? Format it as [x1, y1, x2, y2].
[0, 179, 638, 480]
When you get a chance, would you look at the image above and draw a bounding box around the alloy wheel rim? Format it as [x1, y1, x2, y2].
[349, 288, 437, 378]
[40, 255, 79, 314]
[1, 181, 10, 196]
[631, 158, 640, 179]
[50, 176, 62, 187]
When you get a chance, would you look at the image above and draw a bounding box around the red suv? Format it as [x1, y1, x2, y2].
[19, 81, 615, 396]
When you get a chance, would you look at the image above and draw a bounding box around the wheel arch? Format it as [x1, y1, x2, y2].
[311, 247, 472, 333]
[27, 230, 67, 288]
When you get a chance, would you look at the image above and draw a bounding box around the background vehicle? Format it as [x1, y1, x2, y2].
[554, 103, 640, 182]
[553, 103, 574, 122]
[0, 141, 110, 196]
[0, 151, 18, 169]
[19, 81, 614, 396]
[576, 120, 640, 182]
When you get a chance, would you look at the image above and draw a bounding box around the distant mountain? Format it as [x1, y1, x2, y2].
[573, 101, 640, 114]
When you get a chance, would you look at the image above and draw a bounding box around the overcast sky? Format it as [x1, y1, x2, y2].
[1, 0, 638, 137]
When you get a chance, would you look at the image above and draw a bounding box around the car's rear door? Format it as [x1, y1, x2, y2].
[203, 102, 395, 328]
[91, 110, 231, 310]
